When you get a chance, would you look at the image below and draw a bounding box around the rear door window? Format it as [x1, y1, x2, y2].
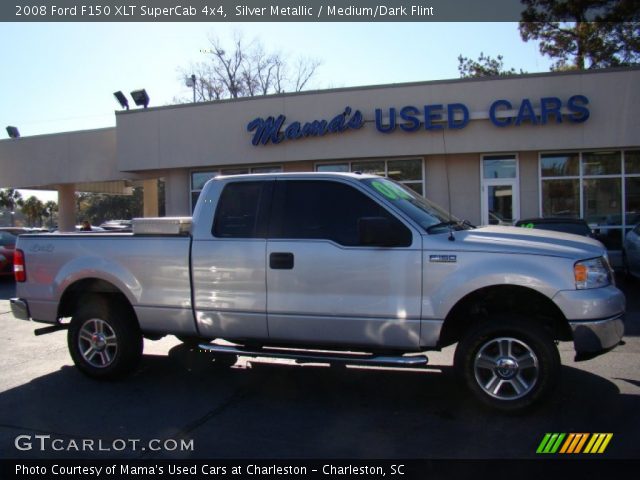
[212, 181, 273, 238]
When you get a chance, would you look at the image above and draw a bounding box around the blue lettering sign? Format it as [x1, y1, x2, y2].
[567, 95, 590, 123]
[247, 115, 286, 145]
[515, 98, 538, 126]
[447, 103, 469, 129]
[247, 107, 364, 146]
[399, 106, 421, 132]
[302, 120, 328, 136]
[490, 99, 513, 127]
[249, 95, 590, 145]
[424, 104, 444, 130]
[375, 108, 396, 133]
[540, 97, 563, 124]
[284, 121, 302, 140]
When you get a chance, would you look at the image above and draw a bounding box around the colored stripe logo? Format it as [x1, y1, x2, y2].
[536, 433, 613, 454]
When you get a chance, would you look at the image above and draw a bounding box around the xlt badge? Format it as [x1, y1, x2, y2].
[429, 255, 457, 263]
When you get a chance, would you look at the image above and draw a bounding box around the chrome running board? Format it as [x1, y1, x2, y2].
[197, 343, 428, 367]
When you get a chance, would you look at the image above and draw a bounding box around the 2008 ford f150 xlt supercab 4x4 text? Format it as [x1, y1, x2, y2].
[10, 173, 625, 411]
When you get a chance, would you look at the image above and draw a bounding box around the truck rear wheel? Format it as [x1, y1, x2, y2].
[454, 318, 560, 412]
[67, 294, 143, 380]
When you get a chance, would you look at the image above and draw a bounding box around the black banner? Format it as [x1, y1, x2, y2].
[3, 459, 640, 480]
[2, 0, 639, 22]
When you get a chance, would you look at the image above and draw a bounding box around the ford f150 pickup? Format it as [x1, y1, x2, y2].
[10, 173, 625, 411]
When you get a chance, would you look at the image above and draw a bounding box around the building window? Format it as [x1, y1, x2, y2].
[190, 165, 282, 211]
[315, 158, 424, 195]
[481, 154, 519, 225]
[540, 150, 640, 250]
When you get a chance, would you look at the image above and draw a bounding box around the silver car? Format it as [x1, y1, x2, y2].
[624, 224, 640, 278]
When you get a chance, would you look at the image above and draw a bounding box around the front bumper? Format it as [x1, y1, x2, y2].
[10, 298, 30, 321]
[569, 314, 625, 359]
[553, 286, 625, 359]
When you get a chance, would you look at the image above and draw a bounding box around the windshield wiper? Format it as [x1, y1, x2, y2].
[426, 220, 472, 234]
[426, 220, 474, 241]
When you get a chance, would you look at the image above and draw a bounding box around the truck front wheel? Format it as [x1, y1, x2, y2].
[67, 295, 143, 380]
[454, 318, 560, 412]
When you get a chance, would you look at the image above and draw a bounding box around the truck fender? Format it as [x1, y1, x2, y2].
[54, 256, 142, 307]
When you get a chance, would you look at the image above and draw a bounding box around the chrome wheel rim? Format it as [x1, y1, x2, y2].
[78, 319, 118, 368]
[473, 337, 539, 400]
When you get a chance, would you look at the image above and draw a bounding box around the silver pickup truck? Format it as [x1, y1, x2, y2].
[10, 173, 625, 411]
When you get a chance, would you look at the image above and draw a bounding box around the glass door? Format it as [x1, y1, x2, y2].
[481, 155, 519, 225]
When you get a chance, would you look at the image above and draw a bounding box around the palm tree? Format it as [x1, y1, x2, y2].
[0, 189, 24, 226]
[21, 196, 45, 227]
[43, 201, 58, 229]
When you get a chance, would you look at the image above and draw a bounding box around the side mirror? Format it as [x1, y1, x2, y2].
[358, 217, 410, 247]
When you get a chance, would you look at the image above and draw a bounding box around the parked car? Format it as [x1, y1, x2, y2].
[74, 225, 106, 232]
[623, 223, 640, 279]
[99, 220, 132, 232]
[515, 217, 593, 237]
[1, 227, 31, 236]
[0, 231, 16, 277]
[11, 173, 625, 412]
[0, 227, 48, 235]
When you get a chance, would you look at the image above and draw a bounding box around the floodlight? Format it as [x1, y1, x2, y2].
[114, 91, 129, 110]
[6, 126, 19, 138]
[130, 89, 150, 108]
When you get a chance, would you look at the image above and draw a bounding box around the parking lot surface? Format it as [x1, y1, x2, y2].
[0, 276, 639, 459]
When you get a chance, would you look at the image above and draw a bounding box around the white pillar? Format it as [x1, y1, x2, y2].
[57, 184, 76, 232]
[164, 170, 190, 216]
[142, 179, 159, 217]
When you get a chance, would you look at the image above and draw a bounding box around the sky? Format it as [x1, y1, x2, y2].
[1, 22, 553, 201]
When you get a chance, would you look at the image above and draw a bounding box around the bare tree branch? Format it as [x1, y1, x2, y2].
[175, 32, 322, 102]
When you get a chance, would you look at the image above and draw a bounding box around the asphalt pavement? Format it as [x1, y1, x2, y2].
[0, 276, 639, 460]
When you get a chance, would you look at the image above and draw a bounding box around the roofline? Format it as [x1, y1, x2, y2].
[0, 126, 115, 143]
[209, 171, 379, 181]
[116, 66, 640, 117]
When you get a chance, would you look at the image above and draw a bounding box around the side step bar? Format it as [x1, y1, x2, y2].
[197, 343, 428, 367]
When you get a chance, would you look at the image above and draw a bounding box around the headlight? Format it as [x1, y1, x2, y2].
[574, 257, 611, 289]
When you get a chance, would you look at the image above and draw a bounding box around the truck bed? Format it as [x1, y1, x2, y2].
[15, 233, 194, 335]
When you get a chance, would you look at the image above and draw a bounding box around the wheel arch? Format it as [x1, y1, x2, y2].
[58, 278, 139, 329]
[438, 284, 572, 348]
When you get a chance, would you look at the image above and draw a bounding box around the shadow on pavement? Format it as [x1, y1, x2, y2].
[0, 344, 638, 460]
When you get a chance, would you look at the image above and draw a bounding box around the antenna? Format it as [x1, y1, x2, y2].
[441, 129, 455, 241]
[441, 129, 452, 218]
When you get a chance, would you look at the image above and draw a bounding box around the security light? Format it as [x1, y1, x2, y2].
[130, 89, 150, 108]
[113, 91, 129, 110]
[6, 126, 19, 138]
[185, 74, 196, 103]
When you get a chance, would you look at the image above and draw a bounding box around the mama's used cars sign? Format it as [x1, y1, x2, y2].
[246, 95, 589, 146]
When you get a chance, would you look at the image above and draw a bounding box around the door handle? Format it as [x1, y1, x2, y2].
[270, 252, 294, 270]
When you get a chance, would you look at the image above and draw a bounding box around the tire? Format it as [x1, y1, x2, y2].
[454, 317, 560, 412]
[67, 294, 143, 380]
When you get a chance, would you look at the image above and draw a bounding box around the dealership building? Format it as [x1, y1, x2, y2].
[1, 67, 638, 262]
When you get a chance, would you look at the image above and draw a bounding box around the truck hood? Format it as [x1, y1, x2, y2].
[429, 226, 605, 260]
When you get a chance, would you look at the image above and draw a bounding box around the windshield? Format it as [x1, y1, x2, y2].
[0, 232, 17, 247]
[361, 178, 472, 234]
